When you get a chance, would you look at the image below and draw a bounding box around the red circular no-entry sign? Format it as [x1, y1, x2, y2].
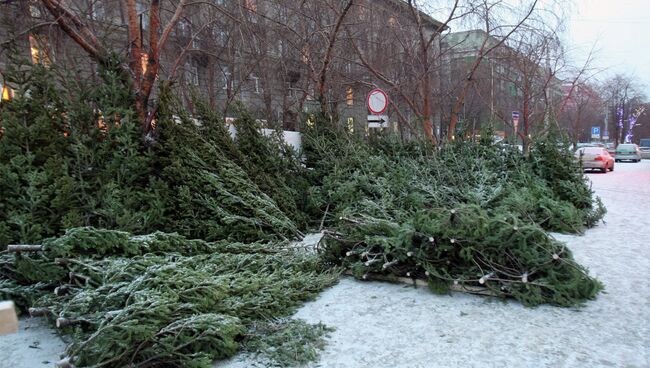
[367, 89, 388, 115]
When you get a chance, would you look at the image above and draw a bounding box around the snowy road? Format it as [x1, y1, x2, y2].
[223, 160, 650, 368]
[2, 162, 649, 368]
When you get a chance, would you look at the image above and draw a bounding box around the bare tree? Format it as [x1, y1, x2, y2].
[445, 0, 539, 141]
[600, 74, 646, 145]
[37, 0, 187, 132]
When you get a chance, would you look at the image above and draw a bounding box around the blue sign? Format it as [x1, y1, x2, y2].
[591, 126, 600, 138]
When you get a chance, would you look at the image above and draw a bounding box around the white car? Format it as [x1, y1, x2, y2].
[614, 144, 642, 162]
[575, 147, 615, 173]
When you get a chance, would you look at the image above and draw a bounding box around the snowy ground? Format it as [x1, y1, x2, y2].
[1, 161, 648, 368]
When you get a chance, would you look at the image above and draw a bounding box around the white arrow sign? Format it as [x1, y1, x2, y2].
[368, 115, 389, 128]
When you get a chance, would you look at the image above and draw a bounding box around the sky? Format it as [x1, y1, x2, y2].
[564, 0, 650, 94]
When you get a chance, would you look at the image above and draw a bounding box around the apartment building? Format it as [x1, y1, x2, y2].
[0, 0, 447, 136]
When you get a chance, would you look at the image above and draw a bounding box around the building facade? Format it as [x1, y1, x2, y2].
[0, 0, 447, 137]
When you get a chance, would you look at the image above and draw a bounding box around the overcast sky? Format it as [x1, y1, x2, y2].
[565, 0, 650, 94]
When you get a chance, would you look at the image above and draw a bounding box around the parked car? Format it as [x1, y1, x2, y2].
[640, 146, 650, 159]
[614, 143, 642, 162]
[639, 138, 650, 159]
[575, 147, 615, 173]
[639, 138, 650, 148]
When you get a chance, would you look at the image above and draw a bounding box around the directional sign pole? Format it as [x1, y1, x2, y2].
[367, 89, 389, 130]
[512, 111, 520, 144]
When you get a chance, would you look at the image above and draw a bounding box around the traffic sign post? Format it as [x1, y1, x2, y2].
[367, 89, 389, 129]
[512, 111, 520, 142]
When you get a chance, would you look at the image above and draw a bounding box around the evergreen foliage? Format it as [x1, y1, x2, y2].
[0, 62, 300, 246]
[303, 115, 604, 306]
[1, 228, 338, 367]
[152, 95, 301, 242]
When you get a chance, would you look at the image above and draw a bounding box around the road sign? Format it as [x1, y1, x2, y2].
[512, 111, 520, 131]
[591, 126, 601, 139]
[368, 115, 389, 128]
[367, 89, 388, 115]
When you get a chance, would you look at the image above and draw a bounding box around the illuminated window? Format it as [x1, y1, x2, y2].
[141, 54, 148, 74]
[29, 34, 52, 66]
[388, 16, 397, 28]
[1, 83, 13, 101]
[347, 117, 354, 133]
[346, 87, 354, 106]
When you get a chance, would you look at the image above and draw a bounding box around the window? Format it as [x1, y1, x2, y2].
[272, 39, 283, 57]
[388, 16, 397, 28]
[221, 66, 232, 90]
[358, 6, 368, 21]
[92, 2, 106, 20]
[347, 117, 354, 133]
[29, 1, 41, 17]
[136, 3, 149, 29]
[178, 20, 190, 37]
[214, 29, 229, 45]
[301, 44, 309, 64]
[29, 34, 52, 66]
[250, 75, 260, 94]
[346, 87, 354, 106]
[185, 63, 199, 85]
[1, 82, 13, 101]
[288, 87, 301, 99]
[141, 54, 148, 74]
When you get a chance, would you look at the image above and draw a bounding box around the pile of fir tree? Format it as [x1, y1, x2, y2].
[0, 60, 332, 366]
[0, 60, 304, 247]
[302, 116, 604, 307]
[0, 227, 338, 367]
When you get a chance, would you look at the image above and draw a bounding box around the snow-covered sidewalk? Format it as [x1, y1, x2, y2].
[222, 161, 650, 368]
[2, 162, 648, 368]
